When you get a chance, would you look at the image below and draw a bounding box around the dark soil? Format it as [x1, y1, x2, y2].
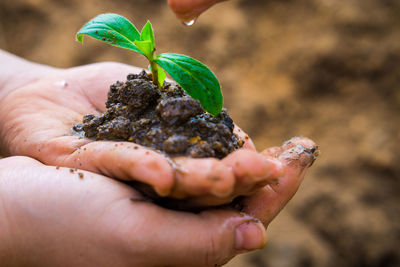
[73, 71, 243, 159]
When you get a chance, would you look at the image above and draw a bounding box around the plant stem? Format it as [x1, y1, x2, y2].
[149, 60, 160, 88]
[148, 48, 161, 88]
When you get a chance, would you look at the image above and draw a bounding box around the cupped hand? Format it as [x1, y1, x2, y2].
[0, 137, 318, 266]
[0, 156, 269, 267]
[0, 62, 285, 207]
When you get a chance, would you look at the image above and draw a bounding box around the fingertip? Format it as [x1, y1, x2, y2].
[261, 146, 280, 158]
[279, 137, 319, 169]
[168, 0, 223, 22]
[235, 220, 268, 252]
[68, 142, 175, 197]
[127, 148, 175, 197]
[143, 154, 175, 197]
[239, 137, 319, 224]
[209, 160, 235, 198]
[282, 136, 317, 152]
[199, 210, 267, 255]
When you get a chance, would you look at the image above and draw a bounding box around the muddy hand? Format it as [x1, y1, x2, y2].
[177, 136, 318, 209]
[237, 137, 319, 225]
[0, 55, 282, 205]
[0, 156, 267, 267]
[0, 62, 175, 196]
[167, 130, 283, 207]
[168, 0, 227, 22]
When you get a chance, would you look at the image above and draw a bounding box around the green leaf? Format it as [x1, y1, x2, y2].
[149, 65, 167, 88]
[134, 40, 153, 59]
[76, 13, 144, 55]
[155, 53, 223, 116]
[140, 21, 155, 53]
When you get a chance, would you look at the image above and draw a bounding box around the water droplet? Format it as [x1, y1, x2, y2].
[182, 18, 196, 27]
[54, 80, 68, 88]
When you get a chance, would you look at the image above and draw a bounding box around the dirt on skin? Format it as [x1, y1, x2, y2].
[73, 71, 243, 159]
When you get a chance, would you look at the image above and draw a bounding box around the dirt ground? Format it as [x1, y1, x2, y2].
[1, 0, 399, 266]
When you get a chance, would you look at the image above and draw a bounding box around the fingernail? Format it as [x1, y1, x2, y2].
[235, 220, 267, 252]
[265, 158, 285, 179]
[280, 144, 319, 168]
[252, 158, 284, 183]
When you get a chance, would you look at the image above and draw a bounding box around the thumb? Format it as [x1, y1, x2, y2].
[128, 206, 268, 266]
[168, 0, 225, 21]
[238, 137, 319, 225]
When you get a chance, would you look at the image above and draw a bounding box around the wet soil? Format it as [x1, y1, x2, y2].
[73, 71, 243, 159]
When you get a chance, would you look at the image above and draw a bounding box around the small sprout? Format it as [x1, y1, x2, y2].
[76, 13, 223, 116]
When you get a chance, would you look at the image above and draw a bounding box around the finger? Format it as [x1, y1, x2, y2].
[168, 0, 225, 21]
[163, 149, 283, 208]
[169, 157, 235, 198]
[160, 145, 280, 207]
[261, 146, 281, 157]
[239, 137, 319, 225]
[223, 149, 283, 196]
[43, 136, 174, 197]
[120, 203, 267, 266]
[234, 125, 256, 150]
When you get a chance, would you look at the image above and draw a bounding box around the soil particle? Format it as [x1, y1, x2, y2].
[156, 96, 203, 125]
[96, 117, 132, 140]
[163, 135, 189, 154]
[73, 71, 243, 158]
[78, 172, 84, 179]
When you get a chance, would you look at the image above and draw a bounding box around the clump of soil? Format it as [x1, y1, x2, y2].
[73, 71, 243, 158]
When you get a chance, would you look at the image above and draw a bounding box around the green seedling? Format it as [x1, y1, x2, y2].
[76, 13, 223, 116]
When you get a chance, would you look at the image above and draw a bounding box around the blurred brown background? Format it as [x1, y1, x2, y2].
[1, 0, 399, 266]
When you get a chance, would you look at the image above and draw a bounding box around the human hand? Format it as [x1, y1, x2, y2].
[0, 156, 269, 267]
[167, 0, 227, 22]
[235, 137, 319, 225]
[0, 60, 283, 207]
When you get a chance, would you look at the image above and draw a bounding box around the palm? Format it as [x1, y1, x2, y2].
[0, 62, 133, 154]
